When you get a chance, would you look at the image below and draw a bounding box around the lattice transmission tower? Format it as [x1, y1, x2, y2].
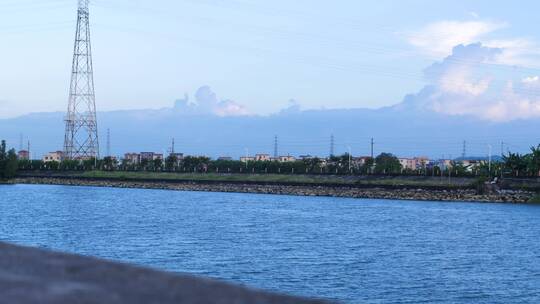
[63, 0, 99, 160]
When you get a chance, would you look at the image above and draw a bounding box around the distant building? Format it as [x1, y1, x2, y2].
[43, 151, 64, 163]
[438, 159, 453, 170]
[353, 156, 372, 167]
[139, 152, 154, 162]
[398, 158, 417, 171]
[140, 152, 163, 162]
[414, 156, 430, 168]
[299, 155, 314, 160]
[255, 154, 271, 162]
[217, 156, 233, 161]
[17, 150, 30, 160]
[124, 153, 140, 164]
[397, 156, 430, 171]
[169, 153, 184, 160]
[459, 159, 483, 172]
[460, 159, 482, 167]
[278, 155, 296, 162]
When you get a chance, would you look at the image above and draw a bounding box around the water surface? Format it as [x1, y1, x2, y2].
[1, 184, 540, 303]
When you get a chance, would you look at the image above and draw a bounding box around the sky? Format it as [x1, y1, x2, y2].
[1, 0, 540, 119]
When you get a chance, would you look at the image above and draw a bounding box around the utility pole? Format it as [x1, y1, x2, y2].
[440, 154, 444, 182]
[462, 140, 467, 159]
[448, 154, 452, 184]
[500, 141, 504, 179]
[19, 133, 23, 151]
[488, 144, 492, 177]
[370, 138, 374, 159]
[245, 148, 249, 169]
[106, 128, 111, 157]
[171, 138, 175, 154]
[274, 135, 278, 158]
[27, 141, 31, 160]
[348, 146, 352, 173]
[64, 0, 99, 160]
[330, 134, 335, 157]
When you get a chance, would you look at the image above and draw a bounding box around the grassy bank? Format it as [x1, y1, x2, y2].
[81, 171, 349, 184]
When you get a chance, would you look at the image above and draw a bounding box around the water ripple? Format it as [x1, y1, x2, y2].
[1, 184, 540, 303]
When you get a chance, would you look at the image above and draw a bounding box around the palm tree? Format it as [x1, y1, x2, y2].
[503, 152, 527, 177]
[528, 145, 540, 176]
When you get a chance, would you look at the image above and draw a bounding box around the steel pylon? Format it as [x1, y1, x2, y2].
[63, 0, 99, 160]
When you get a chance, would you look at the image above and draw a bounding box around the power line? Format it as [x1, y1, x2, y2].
[90, 0, 540, 74]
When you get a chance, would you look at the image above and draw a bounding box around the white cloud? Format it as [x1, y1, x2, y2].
[398, 43, 540, 122]
[172, 86, 250, 116]
[437, 65, 491, 96]
[279, 99, 302, 115]
[522, 76, 539, 84]
[214, 99, 250, 117]
[405, 20, 507, 57]
[484, 38, 540, 67]
[468, 12, 480, 19]
[406, 19, 540, 67]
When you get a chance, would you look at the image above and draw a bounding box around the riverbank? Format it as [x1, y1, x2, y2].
[12, 176, 535, 203]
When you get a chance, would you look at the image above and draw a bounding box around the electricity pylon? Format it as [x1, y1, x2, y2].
[63, 0, 99, 160]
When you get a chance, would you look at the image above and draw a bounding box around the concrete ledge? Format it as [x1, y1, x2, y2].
[0, 242, 329, 304]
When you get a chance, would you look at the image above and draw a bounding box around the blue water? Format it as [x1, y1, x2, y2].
[1, 184, 540, 303]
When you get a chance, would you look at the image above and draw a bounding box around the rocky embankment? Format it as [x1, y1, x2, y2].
[13, 177, 535, 203]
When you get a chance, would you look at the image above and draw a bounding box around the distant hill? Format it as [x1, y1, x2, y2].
[1, 104, 537, 159]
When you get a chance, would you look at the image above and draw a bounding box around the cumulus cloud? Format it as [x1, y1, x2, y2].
[484, 38, 540, 67]
[214, 99, 250, 116]
[405, 20, 507, 57]
[405, 19, 540, 68]
[468, 12, 480, 19]
[522, 76, 539, 84]
[279, 99, 302, 115]
[174, 86, 249, 116]
[398, 43, 540, 121]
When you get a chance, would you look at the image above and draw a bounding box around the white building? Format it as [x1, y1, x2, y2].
[255, 154, 271, 162]
[124, 153, 140, 164]
[398, 156, 431, 171]
[278, 155, 296, 162]
[353, 156, 372, 167]
[414, 156, 429, 168]
[398, 158, 417, 171]
[43, 151, 64, 163]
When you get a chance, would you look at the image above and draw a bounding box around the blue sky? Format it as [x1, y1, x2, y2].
[1, 0, 540, 118]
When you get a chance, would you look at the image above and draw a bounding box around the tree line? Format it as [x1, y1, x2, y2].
[0, 140, 18, 180]
[6, 140, 540, 178]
